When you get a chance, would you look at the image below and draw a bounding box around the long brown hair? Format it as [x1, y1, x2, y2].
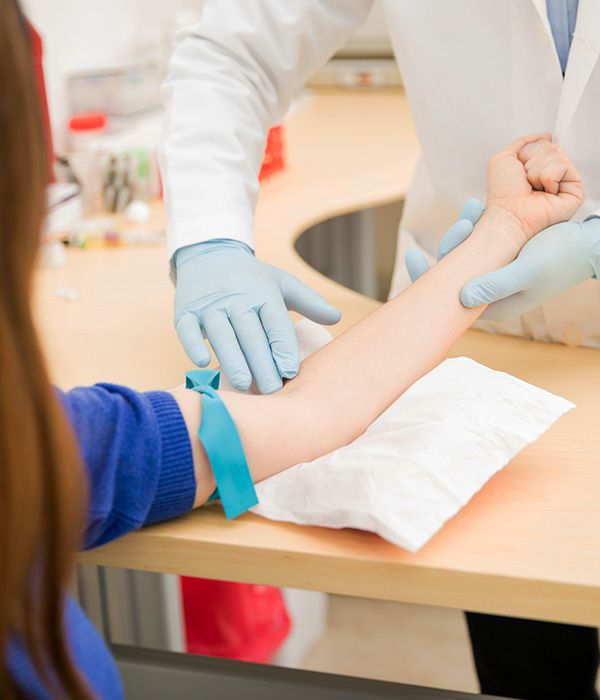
[0, 2, 90, 698]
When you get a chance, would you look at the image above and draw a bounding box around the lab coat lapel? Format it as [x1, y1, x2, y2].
[555, 0, 600, 140]
[530, 0, 556, 42]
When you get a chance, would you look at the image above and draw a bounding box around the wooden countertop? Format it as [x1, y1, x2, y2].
[35, 90, 600, 626]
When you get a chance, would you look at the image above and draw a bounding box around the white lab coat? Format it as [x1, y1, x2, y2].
[160, 0, 600, 347]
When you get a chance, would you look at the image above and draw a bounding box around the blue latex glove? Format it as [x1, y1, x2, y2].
[406, 199, 600, 322]
[404, 198, 485, 280]
[460, 217, 600, 320]
[174, 240, 341, 394]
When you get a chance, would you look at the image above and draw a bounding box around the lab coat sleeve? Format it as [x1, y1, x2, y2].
[159, 0, 374, 259]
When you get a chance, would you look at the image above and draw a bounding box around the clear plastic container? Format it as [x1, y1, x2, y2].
[67, 59, 163, 118]
[67, 112, 107, 215]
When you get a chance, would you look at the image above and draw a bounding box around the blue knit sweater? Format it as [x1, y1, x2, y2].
[8, 384, 196, 698]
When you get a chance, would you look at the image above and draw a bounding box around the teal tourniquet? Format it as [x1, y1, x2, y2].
[185, 369, 258, 519]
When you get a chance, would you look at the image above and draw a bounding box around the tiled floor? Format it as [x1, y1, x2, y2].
[302, 596, 479, 694]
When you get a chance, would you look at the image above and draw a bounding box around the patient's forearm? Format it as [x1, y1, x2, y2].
[211, 210, 522, 500]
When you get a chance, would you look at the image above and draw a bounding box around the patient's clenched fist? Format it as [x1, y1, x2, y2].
[486, 133, 584, 242]
[519, 139, 577, 196]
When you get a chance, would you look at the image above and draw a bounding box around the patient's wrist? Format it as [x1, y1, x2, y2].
[473, 205, 528, 257]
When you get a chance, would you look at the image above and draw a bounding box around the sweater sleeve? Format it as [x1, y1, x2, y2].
[58, 384, 196, 550]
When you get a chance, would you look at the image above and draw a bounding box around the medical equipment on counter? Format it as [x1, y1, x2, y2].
[53, 287, 79, 302]
[68, 57, 163, 118]
[67, 113, 107, 215]
[39, 240, 67, 269]
[61, 104, 162, 216]
[308, 59, 401, 88]
[68, 112, 107, 152]
[125, 200, 151, 224]
[102, 153, 133, 213]
[101, 150, 155, 213]
[259, 125, 285, 180]
[45, 182, 82, 240]
[132, 149, 152, 201]
[44, 215, 161, 249]
[68, 228, 162, 249]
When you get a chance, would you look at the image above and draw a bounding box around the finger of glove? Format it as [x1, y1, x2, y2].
[176, 313, 211, 367]
[405, 250, 431, 282]
[458, 197, 484, 224]
[202, 310, 252, 391]
[258, 300, 300, 379]
[230, 310, 283, 394]
[479, 290, 537, 322]
[280, 272, 342, 325]
[438, 218, 474, 259]
[459, 260, 530, 308]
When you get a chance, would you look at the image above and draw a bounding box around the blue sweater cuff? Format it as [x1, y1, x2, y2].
[144, 391, 196, 524]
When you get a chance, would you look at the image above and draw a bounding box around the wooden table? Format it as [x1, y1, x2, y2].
[35, 89, 600, 628]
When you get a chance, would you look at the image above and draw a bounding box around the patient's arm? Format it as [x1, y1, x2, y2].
[173, 136, 584, 506]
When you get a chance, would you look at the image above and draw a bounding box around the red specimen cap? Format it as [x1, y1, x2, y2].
[68, 112, 107, 132]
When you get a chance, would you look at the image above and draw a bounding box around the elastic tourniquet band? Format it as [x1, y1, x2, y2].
[185, 369, 258, 519]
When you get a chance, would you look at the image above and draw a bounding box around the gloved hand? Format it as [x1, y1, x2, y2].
[174, 239, 341, 394]
[459, 217, 600, 320]
[406, 201, 600, 322]
[404, 197, 485, 281]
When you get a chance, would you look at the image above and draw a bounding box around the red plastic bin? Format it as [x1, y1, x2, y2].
[180, 577, 291, 663]
[259, 125, 285, 180]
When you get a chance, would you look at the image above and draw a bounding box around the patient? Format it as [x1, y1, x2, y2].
[0, 2, 584, 698]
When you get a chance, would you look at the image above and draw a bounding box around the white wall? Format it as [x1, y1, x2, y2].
[23, 0, 389, 150]
[342, 0, 392, 56]
[23, 0, 203, 149]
